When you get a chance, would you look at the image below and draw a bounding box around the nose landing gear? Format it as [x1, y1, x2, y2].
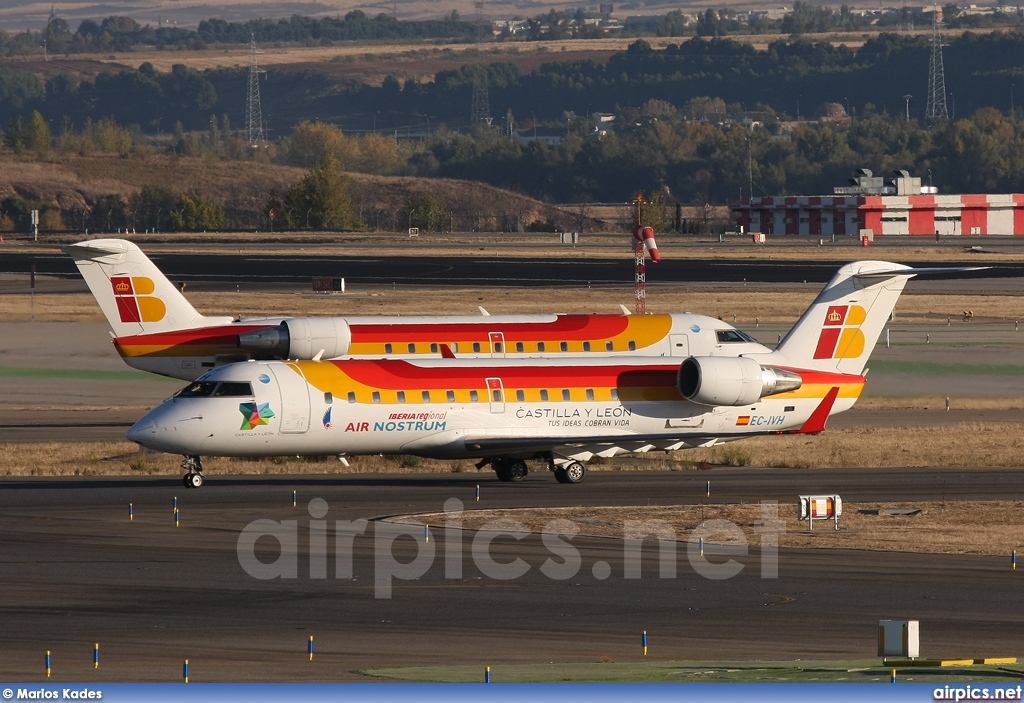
[181, 455, 205, 488]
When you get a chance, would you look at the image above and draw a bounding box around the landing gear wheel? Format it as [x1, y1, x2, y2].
[554, 461, 586, 484]
[507, 459, 528, 482]
[180, 456, 205, 489]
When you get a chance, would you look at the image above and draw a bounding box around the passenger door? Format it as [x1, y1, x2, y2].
[486, 377, 505, 413]
[488, 332, 506, 358]
[270, 364, 311, 434]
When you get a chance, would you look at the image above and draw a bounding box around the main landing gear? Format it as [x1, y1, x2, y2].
[477, 456, 587, 484]
[478, 457, 529, 482]
[553, 460, 586, 484]
[181, 455, 205, 488]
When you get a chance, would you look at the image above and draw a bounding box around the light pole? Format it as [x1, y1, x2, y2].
[903, 94, 912, 121]
[306, 208, 313, 229]
[408, 208, 416, 232]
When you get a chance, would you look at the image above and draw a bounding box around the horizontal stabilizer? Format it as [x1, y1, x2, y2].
[852, 265, 989, 278]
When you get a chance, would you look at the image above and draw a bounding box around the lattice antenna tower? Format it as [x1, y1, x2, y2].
[925, 7, 949, 121]
[246, 34, 267, 146]
[470, 0, 491, 126]
[899, 0, 914, 32]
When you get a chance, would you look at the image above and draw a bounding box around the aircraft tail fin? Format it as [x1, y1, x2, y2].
[63, 239, 232, 337]
[770, 261, 986, 375]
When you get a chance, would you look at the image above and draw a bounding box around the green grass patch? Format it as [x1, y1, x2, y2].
[0, 367, 179, 382]
[364, 659, 1024, 683]
[868, 361, 1024, 377]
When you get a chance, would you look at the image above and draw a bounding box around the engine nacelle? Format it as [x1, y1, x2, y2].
[677, 356, 802, 406]
[237, 318, 352, 360]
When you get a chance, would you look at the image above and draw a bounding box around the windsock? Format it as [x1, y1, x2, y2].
[632, 225, 661, 262]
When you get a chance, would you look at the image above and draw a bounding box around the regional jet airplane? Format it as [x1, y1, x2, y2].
[65, 239, 768, 380]
[128, 260, 975, 488]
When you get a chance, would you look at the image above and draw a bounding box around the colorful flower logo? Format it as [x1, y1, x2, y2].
[239, 402, 275, 430]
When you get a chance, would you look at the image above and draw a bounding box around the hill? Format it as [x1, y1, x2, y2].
[0, 151, 589, 232]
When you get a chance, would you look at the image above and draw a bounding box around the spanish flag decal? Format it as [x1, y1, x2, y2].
[736, 416, 751, 426]
[813, 305, 866, 359]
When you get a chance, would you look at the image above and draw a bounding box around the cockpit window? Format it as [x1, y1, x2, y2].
[717, 329, 758, 344]
[175, 381, 218, 398]
[213, 382, 254, 397]
[174, 381, 254, 398]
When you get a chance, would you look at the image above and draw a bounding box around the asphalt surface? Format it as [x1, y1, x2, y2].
[1, 469, 1021, 682]
[1, 251, 1017, 286]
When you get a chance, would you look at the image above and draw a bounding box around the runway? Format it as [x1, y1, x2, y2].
[1, 251, 1015, 287]
[1, 470, 1021, 681]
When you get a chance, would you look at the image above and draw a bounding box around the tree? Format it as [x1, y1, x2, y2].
[405, 192, 449, 232]
[280, 154, 357, 230]
[3, 111, 52, 155]
[131, 185, 177, 232]
[169, 194, 225, 231]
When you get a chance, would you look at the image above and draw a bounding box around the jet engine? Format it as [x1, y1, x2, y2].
[237, 318, 352, 360]
[677, 356, 802, 406]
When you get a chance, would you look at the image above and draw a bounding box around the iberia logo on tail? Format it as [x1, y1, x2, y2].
[111, 276, 166, 323]
[813, 305, 867, 359]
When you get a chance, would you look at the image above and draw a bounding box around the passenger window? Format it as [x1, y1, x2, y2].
[470, 390, 479, 402]
[324, 392, 333, 404]
[606, 341, 614, 351]
[347, 392, 356, 404]
[451, 342, 459, 353]
[212, 382, 254, 397]
[586, 388, 595, 401]
[446, 390, 455, 402]
[516, 342, 524, 353]
[562, 389, 570, 401]
[372, 391, 381, 404]
[384, 343, 393, 354]
[537, 342, 546, 352]
[516, 389, 525, 402]
[492, 389, 501, 402]
[540, 389, 549, 401]
[494, 342, 502, 352]
[397, 391, 406, 403]
[583, 341, 591, 352]
[611, 388, 619, 400]
[422, 390, 431, 402]
[408, 343, 416, 354]
[430, 343, 438, 353]
[560, 341, 568, 352]
[473, 342, 481, 353]
[628, 341, 636, 351]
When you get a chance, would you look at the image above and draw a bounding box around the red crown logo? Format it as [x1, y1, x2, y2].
[114, 281, 131, 293]
[827, 310, 842, 323]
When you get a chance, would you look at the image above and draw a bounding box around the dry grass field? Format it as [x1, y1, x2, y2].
[45, 29, 976, 77]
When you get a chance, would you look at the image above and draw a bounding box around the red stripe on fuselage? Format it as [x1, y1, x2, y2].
[349, 315, 631, 343]
[331, 359, 681, 390]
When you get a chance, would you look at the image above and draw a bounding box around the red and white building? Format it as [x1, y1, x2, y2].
[733, 169, 1024, 236]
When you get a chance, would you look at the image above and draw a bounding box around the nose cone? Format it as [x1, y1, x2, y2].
[126, 417, 155, 445]
[128, 401, 207, 454]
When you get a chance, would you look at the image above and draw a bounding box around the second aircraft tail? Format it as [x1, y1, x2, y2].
[63, 239, 233, 337]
